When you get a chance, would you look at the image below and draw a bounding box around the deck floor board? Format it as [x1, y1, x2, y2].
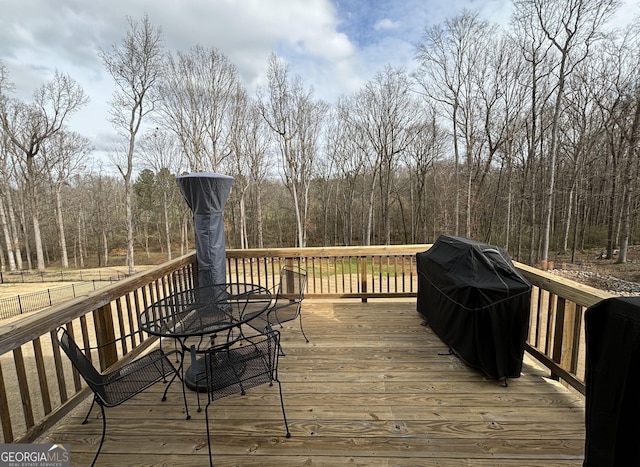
[39, 299, 586, 466]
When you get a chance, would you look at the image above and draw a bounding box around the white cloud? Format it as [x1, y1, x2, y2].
[0, 0, 362, 159]
[374, 18, 401, 31]
[2, 0, 637, 167]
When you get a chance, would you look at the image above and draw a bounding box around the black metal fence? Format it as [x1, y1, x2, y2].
[0, 269, 126, 284]
[0, 280, 117, 320]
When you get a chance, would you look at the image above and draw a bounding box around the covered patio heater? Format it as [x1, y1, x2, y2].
[176, 172, 234, 288]
[176, 172, 235, 393]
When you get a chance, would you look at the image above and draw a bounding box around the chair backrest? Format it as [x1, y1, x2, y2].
[204, 330, 280, 402]
[277, 266, 307, 302]
[56, 327, 106, 398]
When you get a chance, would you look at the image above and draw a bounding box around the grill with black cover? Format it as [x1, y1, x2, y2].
[417, 235, 532, 380]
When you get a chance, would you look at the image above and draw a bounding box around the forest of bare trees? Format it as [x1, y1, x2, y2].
[0, 0, 639, 273]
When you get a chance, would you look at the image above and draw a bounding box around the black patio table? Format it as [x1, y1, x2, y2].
[138, 283, 272, 396]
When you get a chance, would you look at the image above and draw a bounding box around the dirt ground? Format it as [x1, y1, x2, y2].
[0, 265, 156, 299]
[0, 282, 75, 299]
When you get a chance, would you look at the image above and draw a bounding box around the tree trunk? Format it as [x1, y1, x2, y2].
[77, 213, 85, 269]
[55, 185, 69, 268]
[453, 101, 460, 236]
[239, 187, 248, 249]
[541, 54, 567, 263]
[562, 185, 574, 253]
[365, 170, 379, 246]
[288, 175, 305, 248]
[0, 198, 16, 271]
[256, 186, 264, 249]
[466, 149, 473, 239]
[6, 189, 23, 270]
[102, 230, 108, 266]
[163, 190, 172, 260]
[19, 201, 32, 270]
[125, 182, 135, 275]
[616, 98, 640, 263]
[571, 189, 581, 263]
[26, 155, 45, 271]
[505, 157, 513, 251]
[605, 143, 618, 259]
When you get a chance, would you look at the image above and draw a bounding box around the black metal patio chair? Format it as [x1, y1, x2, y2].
[247, 265, 309, 354]
[203, 329, 290, 466]
[55, 327, 186, 466]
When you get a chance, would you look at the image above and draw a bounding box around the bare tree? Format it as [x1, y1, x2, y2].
[42, 130, 92, 268]
[415, 11, 493, 238]
[510, 4, 553, 263]
[0, 130, 18, 272]
[226, 88, 271, 249]
[402, 109, 445, 243]
[0, 66, 87, 271]
[347, 66, 425, 245]
[158, 45, 240, 172]
[328, 100, 368, 246]
[100, 15, 164, 274]
[559, 56, 608, 258]
[81, 169, 123, 267]
[513, 0, 619, 265]
[612, 24, 640, 263]
[139, 130, 182, 260]
[475, 34, 528, 247]
[258, 53, 328, 248]
[0, 62, 18, 271]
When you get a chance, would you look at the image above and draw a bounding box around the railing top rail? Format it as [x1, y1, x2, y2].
[514, 261, 613, 308]
[225, 244, 433, 258]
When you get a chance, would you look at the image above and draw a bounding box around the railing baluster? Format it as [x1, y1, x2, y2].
[33, 337, 52, 415]
[551, 297, 566, 381]
[67, 323, 82, 392]
[0, 358, 14, 442]
[116, 297, 128, 354]
[13, 346, 34, 430]
[129, 291, 140, 347]
[50, 329, 68, 404]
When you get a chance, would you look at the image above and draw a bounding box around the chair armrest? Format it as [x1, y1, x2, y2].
[77, 330, 148, 352]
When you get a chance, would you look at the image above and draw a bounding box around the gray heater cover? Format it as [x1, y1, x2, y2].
[177, 172, 234, 287]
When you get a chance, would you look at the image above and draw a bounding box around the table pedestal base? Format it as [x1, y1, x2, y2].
[184, 354, 246, 393]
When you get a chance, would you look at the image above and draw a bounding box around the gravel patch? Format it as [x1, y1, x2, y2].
[549, 269, 640, 296]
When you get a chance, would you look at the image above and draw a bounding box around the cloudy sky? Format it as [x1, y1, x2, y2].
[1, 0, 638, 162]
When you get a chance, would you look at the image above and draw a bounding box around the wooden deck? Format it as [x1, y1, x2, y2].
[38, 299, 586, 466]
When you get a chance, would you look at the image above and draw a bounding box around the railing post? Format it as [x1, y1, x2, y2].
[551, 297, 566, 381]
[560, 301, 578, 373]
[285, 258, 294, 294]
[360, 257, 368, 303]
[93, 303, 117, 370]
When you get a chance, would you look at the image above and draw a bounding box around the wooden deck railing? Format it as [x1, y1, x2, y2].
[0, 245, 614, 444]
[225, 245, 429, 299]
[516, 263, 613, 395]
